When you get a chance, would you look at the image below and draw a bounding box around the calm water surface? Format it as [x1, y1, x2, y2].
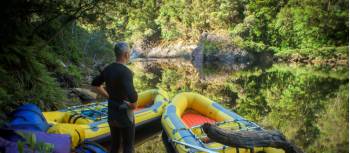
[132, 58, 348, 152]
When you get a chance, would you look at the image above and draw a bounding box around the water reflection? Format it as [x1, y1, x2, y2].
[132, 57, 348, 152]
[133, 56, 274, 80]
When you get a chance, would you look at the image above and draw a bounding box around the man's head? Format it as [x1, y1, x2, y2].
[114, 42, 130, 63]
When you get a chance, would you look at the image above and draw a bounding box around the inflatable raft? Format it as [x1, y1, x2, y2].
[43, 89, 169, 148]
[161, 92, 285, 153]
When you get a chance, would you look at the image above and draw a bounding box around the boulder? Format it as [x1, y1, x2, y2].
[71, 88, 97, 103]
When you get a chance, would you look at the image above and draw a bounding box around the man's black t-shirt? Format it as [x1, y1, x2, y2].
[91, 63, 138, 124]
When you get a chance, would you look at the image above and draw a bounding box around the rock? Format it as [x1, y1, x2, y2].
[205, 33, 231, 43]
[56, 74, 77, 88]
[130, 48, 141, 60]
[192, 43, 204, 70]
[147, 43, 196, 58]
[71, 88, 97, 103]
[192, 32, 255, 71]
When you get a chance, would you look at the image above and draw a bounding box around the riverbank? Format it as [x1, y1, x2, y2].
[274, 46, 348, 66]
[133, 32, 348, 68]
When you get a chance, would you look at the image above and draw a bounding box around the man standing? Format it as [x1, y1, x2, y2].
[91, 42, 138, 153]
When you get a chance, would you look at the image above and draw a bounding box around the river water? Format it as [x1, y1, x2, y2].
[131, 58, 348, 153]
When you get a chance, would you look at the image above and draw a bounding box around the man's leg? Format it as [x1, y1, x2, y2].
[121, 123, 135, 153]
[109, 123, 121, 153]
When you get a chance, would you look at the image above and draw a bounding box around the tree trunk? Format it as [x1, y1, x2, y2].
[202, 123, 303, 153]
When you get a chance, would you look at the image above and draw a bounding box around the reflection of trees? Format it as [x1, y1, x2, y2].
[133, 60, 348, 152]
[231, 64, 348, 152]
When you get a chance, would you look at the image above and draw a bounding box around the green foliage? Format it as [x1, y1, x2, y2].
[0, 1, 114, 114]
[272, 0, 349, 48]
[132, 65, 159, 92]
[307, 84, 349, 153]
[135, 135, 166, 153]
[125, 0, 160, 42]
[156, 69, 191, 98]
[275, 46, 349, 60]
[0, 36, 67, 112]
[132, 62, 234, 106]
[80, 0, 346, 55]
[230, 0, 348, 54]
[155, 0, 246, 40]
[156, 1, 187, 40]
[16, 132, 54, 153]
[65, 64, 83, 85]
[230, 64, 347, 150]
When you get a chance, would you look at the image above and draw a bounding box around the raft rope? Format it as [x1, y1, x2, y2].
[65, 102, 108, 121]
[64, 91, 169, 121]
[60, 95, 168, 130]
[75, 129, 82, 144]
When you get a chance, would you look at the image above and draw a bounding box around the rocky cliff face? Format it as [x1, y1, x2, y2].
[132, 39, 196, 58]
[132, 32, 271, 71]
[192, 32, 256, 71]
[135, 33, 252, 59]
[146, 43, 196, 58]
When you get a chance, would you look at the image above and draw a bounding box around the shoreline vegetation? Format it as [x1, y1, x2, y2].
[0, 0, 348, 153]
[274, 46, 348, 65]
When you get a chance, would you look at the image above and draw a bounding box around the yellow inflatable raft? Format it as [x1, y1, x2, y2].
[43, 89, 169, 148]
[161, 92, 285, 153]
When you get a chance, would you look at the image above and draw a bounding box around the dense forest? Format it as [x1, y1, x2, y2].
[0, 0, 348, 152]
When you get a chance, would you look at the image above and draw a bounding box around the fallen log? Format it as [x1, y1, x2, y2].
[202, 123, 303, 153]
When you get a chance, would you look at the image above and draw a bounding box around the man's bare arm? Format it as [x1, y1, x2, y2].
[128, 102, 136, 109]
[94, 85, 109, 98]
